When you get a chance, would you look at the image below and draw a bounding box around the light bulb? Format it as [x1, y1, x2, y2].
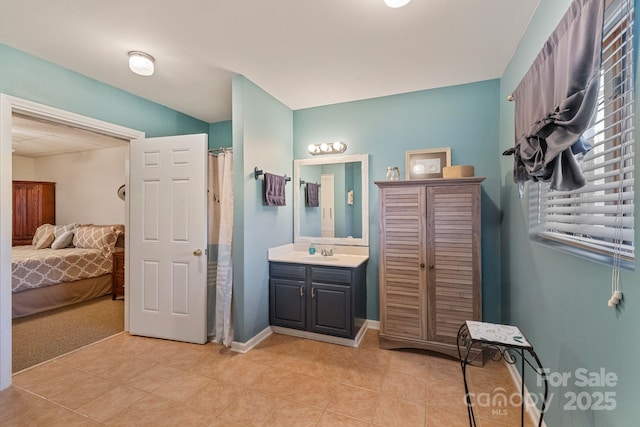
[128, 51, 155, 76]
[307, 141, 348, 155]
[384, 0, 411, 8]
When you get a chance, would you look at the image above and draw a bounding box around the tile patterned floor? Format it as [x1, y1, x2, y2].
[1, 330, 536, 426]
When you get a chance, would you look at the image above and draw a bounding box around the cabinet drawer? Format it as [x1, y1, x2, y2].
[270, 263, 307, 280]
[311, 267, 351, 284]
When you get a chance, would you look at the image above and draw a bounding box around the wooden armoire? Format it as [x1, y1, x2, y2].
[12, 181, 56, 246]
[375, 177, 484, 362]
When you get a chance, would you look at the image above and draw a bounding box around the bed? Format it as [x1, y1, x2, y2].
[12, 223, 124, 318]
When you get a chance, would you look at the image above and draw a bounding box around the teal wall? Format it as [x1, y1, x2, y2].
[0, 44, 208, 137]
[500, 1, 640, 425]
[232, 76, 293, 342]
[209, 120, 232, 149]
[294, 80, 502, 322]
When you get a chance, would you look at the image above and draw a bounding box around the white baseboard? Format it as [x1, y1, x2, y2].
[271, 326, 363, 347]
[228, 319, 379, 353]
[365, 319, 380, 331]
[229, 326, 272, 353]
[504, 355, 549, 427]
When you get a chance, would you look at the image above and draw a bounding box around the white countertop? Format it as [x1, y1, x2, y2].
[268, 244, 369, 268]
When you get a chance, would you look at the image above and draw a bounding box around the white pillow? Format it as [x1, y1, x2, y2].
[51, 230, 74, 249]
[54, 223, 77, 238]
[50, 223, 77, 248]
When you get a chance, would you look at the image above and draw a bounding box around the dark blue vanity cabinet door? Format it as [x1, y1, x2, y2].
[310, 266, 354, 338]
[309, 282, 352, 337]
[269, 263, 307, 330]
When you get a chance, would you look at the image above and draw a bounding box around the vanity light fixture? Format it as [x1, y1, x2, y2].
[307, 141, 347, 155]
[384, 0, 411, 7]
[128, 51, 155, 76]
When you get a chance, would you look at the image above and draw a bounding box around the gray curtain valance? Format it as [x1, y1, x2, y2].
[505, 0, 605, 196]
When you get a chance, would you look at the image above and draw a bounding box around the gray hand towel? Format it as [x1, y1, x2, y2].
[264, 173, 286, 206]
[306, 183, 319, 207]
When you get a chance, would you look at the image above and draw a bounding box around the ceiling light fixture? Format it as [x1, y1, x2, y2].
[384, 0, 411, 8]
[307, 141, 347, 156]
[128, 51, 155, 76]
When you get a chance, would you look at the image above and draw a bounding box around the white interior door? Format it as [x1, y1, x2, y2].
[129, 134, 208, 344]
[321, 174, 335, 238]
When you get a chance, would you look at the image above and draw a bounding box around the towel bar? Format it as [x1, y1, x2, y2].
[254, 167, 291, 183]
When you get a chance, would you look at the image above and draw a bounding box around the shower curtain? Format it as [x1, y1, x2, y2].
[207, 150, 234, 346]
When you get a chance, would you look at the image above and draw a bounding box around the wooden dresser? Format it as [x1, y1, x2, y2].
[12, 181, 56, 246]
[375, 177, 484, 363]
[112, 248, 125, 300]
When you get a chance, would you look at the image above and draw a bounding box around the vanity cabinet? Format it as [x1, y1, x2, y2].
[269, 261, 366, 339]
[375, 177, 484, 362]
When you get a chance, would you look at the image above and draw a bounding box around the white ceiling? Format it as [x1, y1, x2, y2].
[0, 0, 541, 124]
[12, 115, 128, 158]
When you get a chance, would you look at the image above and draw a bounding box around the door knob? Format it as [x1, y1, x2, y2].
[193, 249, 203, 256]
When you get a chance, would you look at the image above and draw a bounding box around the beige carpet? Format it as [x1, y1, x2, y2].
[12, 295, 124, 373]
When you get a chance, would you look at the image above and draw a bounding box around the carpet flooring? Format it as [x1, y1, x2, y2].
[12, 295, 124, 373]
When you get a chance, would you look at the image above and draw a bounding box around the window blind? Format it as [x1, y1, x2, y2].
[530, 0, 635, 265]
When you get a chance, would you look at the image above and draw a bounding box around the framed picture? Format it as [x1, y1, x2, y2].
[405, 148, 451, 179]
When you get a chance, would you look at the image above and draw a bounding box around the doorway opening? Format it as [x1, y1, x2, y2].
[11, 113, 132, 372]
[0, 94, 145, 389]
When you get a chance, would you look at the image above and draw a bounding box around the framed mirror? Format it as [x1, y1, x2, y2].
[294, 154, 369, 247]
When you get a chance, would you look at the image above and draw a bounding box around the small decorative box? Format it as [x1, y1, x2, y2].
[442, 165, 474, 178]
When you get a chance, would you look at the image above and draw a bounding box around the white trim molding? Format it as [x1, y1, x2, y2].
[365, 319, 380, 330]
[229, 326, 273, 353]
[229, 319, 381, 354]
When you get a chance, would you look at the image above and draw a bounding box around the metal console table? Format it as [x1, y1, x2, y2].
[457, 321, 549, 427]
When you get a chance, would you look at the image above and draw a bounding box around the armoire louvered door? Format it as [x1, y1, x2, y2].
[376, 177, 484, 363]
[378, 185, 427, 340]
[426, 184, 481, 345]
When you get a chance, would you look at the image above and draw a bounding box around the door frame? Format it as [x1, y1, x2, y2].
[0, 94, 144, 389]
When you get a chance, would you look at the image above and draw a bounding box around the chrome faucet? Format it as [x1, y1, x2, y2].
[321, 248, 334, 256]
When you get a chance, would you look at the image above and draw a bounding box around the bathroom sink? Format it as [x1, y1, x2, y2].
[302, 255, 339, 262]
[267, 247, 369, 268]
